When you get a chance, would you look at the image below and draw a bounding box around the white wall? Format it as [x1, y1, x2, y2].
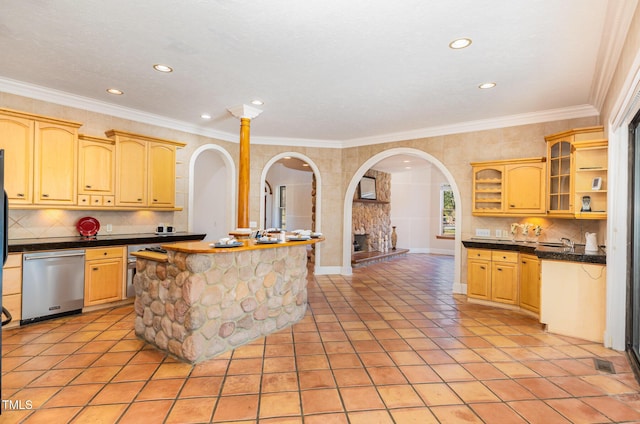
[193, 150, 229, 240]
[390, 165, 454, 254]
[265, 163, 313, 230]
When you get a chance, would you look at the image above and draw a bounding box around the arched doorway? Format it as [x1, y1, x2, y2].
[342, 147, 463, 293]
[189, 144, 236, 240]
[260, 153, 322, 269]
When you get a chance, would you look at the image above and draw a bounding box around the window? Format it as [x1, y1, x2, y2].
[440, 184, 455, 236]
[278, 186, 287, 229]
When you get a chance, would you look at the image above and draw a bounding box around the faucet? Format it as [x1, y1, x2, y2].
[560, 237, 574, 248]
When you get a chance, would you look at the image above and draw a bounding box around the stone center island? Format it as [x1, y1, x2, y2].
[131, 237, 323, 363]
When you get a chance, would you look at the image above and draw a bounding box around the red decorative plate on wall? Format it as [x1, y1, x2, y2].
[77, 216, 100, 237]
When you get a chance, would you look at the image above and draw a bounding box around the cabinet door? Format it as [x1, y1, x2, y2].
[79, 139, 115, 195]
[116, 138, 147, 206]
[547, 139, 573, 215]
[84, 258, 123, 306]
[148, 142, 176, 207]
[491, 262, 518, 304]
[520, 254, 541, 313]
[0, 114, 33, 204]
[505, 162, 546, 214]
[467, 258, 491, 300]
[34, 122, 78, 205]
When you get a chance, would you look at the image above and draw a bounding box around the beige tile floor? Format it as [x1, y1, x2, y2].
[2, 254, 640, 423]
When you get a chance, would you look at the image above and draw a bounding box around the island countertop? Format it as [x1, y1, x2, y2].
[161, 237, 324, 254]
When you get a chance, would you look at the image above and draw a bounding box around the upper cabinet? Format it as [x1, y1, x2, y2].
[107, 130, 184, 209]
[472, 157, 546, 216]
[544, 126, 606, 219]
[0, 108, 81, 206]
[78, 134, 116, 207]
[573, 139, 608, 219]
[0, 108, 185, 211]
[0, 112, 34, 204]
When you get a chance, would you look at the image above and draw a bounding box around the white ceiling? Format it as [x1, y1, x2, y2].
[0, 1, 624, 147]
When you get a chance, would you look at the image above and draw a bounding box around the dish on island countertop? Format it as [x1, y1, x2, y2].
[210, 242, 244, 248]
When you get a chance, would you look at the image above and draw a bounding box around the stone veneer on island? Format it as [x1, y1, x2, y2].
[132, 238, 322, 363]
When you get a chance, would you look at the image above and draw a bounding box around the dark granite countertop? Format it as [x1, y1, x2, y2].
[8, 232, 206, 253]
[462, 238, 606, 264]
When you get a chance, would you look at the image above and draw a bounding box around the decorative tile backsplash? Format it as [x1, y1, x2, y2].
[8, 209, 181, 239]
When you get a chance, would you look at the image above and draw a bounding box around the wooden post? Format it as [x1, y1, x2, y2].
[227, 104, 262, 232]
[237, 117, 251, 229]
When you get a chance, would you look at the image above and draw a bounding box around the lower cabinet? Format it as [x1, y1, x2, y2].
[2, 253, 22, 327]
[466, 248, 522, 308]
[490, 251, 519, 305]
[84, 246, 124, 307]
[519, 254, 541, 313]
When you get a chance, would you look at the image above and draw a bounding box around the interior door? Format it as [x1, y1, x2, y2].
[627, 109, 640, 377]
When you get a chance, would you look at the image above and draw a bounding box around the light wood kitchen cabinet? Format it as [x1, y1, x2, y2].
[471, 157, 546, 216]
[573, 139, 608, 219]
[490, 251, 519, 305]
[78, 134, 115, 207]
[107, 130, 185, 208]
[544, 126, 604, 217]
[0, 108, 81, 207]
[84, 247, 125, 306]
[467, 249, 519, 305]
[0, 112, 34, 204]
[505, 160, 546, 214]
[467, 249, 491, 299]
[520, 253, 541, 313]
[34, 121, 80, 205]
[148, 142, 177, 207]
[2, 253, 23, 327]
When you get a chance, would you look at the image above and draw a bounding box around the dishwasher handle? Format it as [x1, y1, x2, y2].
[24, 252, 86, 261]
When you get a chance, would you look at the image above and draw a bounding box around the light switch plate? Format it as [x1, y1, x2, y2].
[475, 228, 490, 237]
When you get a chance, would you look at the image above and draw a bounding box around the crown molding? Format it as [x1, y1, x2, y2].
[0, 76, 238, 143]
[342, 104, 599, 148]
[0, 76, 599, 150]
[589, 0, 639, 111]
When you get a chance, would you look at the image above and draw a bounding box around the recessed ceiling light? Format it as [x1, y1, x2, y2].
[405, 166, 412, 170]
[284, 156, 292, 160]
[449, 38, 472, 49]
[479, 82, 497, 89]
[403, 160, 411, 163]
[106, 88, 123, 95]
[251, 99, 264, 106]
[200, 113, 211, 120]
[153, 64, 173, 73]
[302, 163, 309, 167]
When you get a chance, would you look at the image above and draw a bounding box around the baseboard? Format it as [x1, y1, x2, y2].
[314, 265, 344, 275]
[452, 282, 466, 294]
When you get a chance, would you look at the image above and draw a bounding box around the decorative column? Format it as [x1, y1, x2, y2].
[227, 104, 263, 229]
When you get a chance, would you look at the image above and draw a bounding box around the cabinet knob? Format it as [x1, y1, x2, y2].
[81, 198, 87, 202]
[86, 185, 92, 188]
[522, 261, 527, 264]
[153, 199, 158, 202]
[92, 267, 98, 271]
[497, 268, 503, 271]
[480, 266, 485, 270]
[510, 204, 515, 207]
[42, 194, 49, 198]
[137, 198, 142, 201]
[16, 193, 24, 197]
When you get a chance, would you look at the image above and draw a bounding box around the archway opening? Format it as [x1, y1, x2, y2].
[342, 148, 462, 292]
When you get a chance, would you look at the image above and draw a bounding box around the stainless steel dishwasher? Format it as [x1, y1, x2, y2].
[22, 249, 85, 324]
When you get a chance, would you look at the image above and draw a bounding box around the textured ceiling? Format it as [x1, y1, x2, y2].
[0, 0, 618, 146]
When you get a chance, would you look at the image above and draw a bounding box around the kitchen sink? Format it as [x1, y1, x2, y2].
[536, 242, 566, 247]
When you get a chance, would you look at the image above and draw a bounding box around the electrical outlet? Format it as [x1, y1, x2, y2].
[475, 228, 490, 237]
[495, 229, 502, 238]
[106, 224, 113, 233]
[249, 221, 257, 228]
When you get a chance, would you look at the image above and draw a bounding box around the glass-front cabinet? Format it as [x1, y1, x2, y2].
[547, 140, 572, 215]
[544, 126, 604, 218]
